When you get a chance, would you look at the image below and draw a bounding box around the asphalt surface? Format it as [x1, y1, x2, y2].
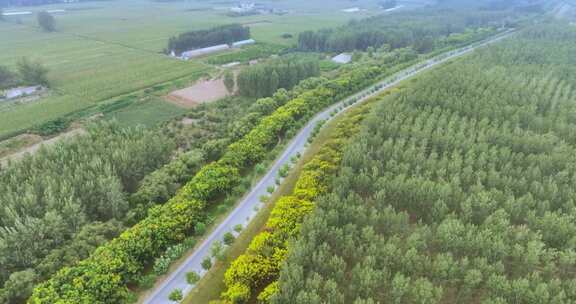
[144, 29, 515, 304]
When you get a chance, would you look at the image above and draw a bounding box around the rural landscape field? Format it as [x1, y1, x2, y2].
[0, 0, 386, 139]
[1, 0, 576, 303]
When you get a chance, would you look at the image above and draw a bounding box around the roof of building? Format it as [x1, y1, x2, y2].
[222, 61, 241, 68]
[232, 39, 256, 47]
[331, 53, 352, 64]
[2, 11, 32, 16]
[180, 44, 230, 59]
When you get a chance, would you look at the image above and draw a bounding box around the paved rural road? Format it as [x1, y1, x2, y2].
[144, 29, 515, 304]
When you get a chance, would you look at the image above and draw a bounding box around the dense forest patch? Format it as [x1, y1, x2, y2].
[274, 23, 576, 304]
[297, 8, 524, 53]
[0, 122, 172, 303]
[237, 55, 320, 98]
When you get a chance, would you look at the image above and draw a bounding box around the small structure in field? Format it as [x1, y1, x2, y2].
[175, 39, 256, 60]
[331, 53, 352, 64]
[46, 9, 66, 14]
[384, 5, 404, 12]
[180, 44, 230, 60]
[222, 62, 241, 68]
[2, 11, 33, 16]
[230, 2, 256, 13]
[232, 39, 256, 48]
[2, 86, 43, 100]
[341, 7, 362, 13]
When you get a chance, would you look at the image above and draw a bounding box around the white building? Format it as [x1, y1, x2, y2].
[232, 39, 256, 48]
[341, 7, 361, 13]
[331, 53, 352, 64]
[230, 2, 256, 13]
[2, 11, 33, 16]
[180, 44, 230, 60]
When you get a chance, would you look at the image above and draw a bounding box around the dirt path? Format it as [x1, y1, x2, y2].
[166, 77, 231, 108]
[0, 128, 86, 165]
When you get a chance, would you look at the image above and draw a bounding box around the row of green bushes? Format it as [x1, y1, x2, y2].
[219, 93, 382, 304]
[28, 46, 431, 303]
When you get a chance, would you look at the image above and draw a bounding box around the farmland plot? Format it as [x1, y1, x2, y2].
[0, 22, 209, 137]
[0, 0, 383, 138]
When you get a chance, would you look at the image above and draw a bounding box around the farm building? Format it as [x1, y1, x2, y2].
[2, 9, 64, 17]
[176, 39, 256, 60]
[46, 9, 66, 14]
[228, 2, 281, 15]
[384, 5, 404, 12]
[2, 86, 42, 100]
[180, 44, 230, 60]
[2, 11, 33, 16]
[341, 7, 362, 13]
[232, 39, 256, 48]
[222, 61, 241, 68]
[230, 2, 256, 13]
[331, 53, 352, 64]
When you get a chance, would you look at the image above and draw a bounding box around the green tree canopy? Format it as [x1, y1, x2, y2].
[37, 11, 55, 32]
[0, 66, 17, 89]
[224, 71, 235, 93]
[17, 57, 49, 86]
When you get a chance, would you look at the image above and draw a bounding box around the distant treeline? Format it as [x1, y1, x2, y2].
[297, 8, 519, 53]
[0, 122, 173, 304]
[237, 56, 320, 98]
[437, 0, 545, 12]
[167, 24, 250, 55]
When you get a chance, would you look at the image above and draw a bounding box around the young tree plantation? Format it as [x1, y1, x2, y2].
[274, 23, 576, 304]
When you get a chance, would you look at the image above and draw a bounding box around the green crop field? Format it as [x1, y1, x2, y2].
[0, 0, 384, 138]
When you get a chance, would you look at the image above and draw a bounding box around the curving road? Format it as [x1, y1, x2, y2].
[144, 29, 515, 304]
